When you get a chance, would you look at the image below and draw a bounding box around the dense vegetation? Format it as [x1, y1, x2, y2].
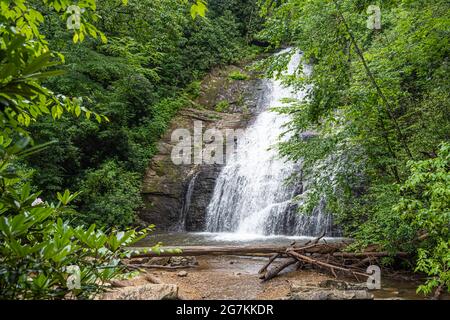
[0, 0, 259, 299]
[1, 0, 448, 299]
[25, 0, 261, 228]
[257, 0, 449, 295]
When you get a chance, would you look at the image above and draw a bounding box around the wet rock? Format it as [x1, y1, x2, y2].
[102, 284, 179, 300]
[289, 282, 373, 300]
[169, 256, 198, 267]
[299, 130, 318, 141]
[148, 257, 171, 266]
[177, 271, 188, 277]
[129, 257, 150, 265]
[319, 279, 368, 290]
[139, 63, 266, 231]
[184, 165, 223, 230]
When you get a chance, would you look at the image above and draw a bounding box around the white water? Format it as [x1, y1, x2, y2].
[205, 49, 333, 237]
[177, 171, 199, 231]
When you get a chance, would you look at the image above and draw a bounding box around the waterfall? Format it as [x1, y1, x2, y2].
[178, 172, 199, 231]
[205, 48, 333, 237]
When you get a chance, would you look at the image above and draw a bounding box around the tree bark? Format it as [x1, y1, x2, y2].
[130, 243, 348, 258]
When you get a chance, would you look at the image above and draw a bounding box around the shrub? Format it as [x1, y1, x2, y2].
[228, 70, 250, 80]
[396, 142, 450, 295]
[215, 100, 231, 112]
[0, 140, 155, 299]
[78, 161, 143, 228]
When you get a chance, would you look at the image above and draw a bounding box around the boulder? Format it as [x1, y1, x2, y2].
[289, 282, 373, 300]
[169, 256, 198, 267]
[148, 257, 171, 266]
[102, 284, 179, 300]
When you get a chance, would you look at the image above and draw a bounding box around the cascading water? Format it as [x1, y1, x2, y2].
[205, 48, 333, 237]
[177, 172, 199, 231]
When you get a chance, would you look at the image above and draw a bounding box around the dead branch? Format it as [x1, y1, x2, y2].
[288, 251, 370, 279]
[258, 253, 281, 274]
[261, 258, 297, 282]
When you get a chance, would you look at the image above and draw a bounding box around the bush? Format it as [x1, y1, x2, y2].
[396, 142, 450, 295]
[215, 100, 231, 112]
[78, 161, 142, 228]
[228, 70, 250, 80]
[0, 141, 154, 299]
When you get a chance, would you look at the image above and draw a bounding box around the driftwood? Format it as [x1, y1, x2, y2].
[144, 274, 162, 284]
[126, 263, 198, 270]
[130, 243, 347, 258]
[128, 234, 408, 283]
[260, 258, 297, 282]
[257, 232, 409, 282]
[258, 253, 281, 274]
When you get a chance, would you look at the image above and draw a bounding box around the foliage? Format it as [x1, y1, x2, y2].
[396, 143, 450, 294]
[215, 100, 231, 112]
[0, 0, 203, 300]
[25, 0, 261, 228]
[0, 0, 111, 141]
[258, 0, 450, 295]
[0, 138, 154, 299]
[415, 239, 450, 295]
[229, 70, 250, 81]
[78, 161, 142, 228]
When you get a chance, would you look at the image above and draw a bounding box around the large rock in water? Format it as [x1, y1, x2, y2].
[140, 64, 267, 231]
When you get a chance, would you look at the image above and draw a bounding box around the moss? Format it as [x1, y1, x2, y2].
[228, 70, 250, 81]
[215, 100, 231, 112]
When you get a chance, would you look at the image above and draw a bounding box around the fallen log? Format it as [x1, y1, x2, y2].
[260, 258, 298, 282]
[126, 263, 198, 270]
[145, 274, 162, 284]
[288, 251, 370, 280]
[129, 243, 347, 258]
[127, 242, 409, 284]
[258, 253, 281, 274]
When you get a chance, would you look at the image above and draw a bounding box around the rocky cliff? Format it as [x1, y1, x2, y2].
[140, 64, 267, 231]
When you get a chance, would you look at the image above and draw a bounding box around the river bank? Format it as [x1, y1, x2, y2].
[105, 255, 441, 300]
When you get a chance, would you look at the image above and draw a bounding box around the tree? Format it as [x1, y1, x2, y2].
[257, 0, 450, 295]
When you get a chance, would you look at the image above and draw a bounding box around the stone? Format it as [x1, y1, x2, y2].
[289, 282, 373, 300]
[319, 279, 367, 290]
[177, 271, 188, 277]
[139, 63, 266, 231]
[148, 257, 171, 266]
[299, 130, 318, 141]
[169, 256, 198, 267]
[128, 257, 150, 265]
[102, 284, 179, 300]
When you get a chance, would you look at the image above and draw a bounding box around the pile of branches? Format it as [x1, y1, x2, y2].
[126, 231, 409, 283]
[259, 232, 408, 282]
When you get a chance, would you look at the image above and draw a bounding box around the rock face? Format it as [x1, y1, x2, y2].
[289, 280, 374, 300]
[102, 284, 179, 300]
[140, 64, 267, 231]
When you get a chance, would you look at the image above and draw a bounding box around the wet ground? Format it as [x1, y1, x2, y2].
[149, 255, 329, 300]
[148, 255, 440, 300]
[135, 232, 447, 300]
